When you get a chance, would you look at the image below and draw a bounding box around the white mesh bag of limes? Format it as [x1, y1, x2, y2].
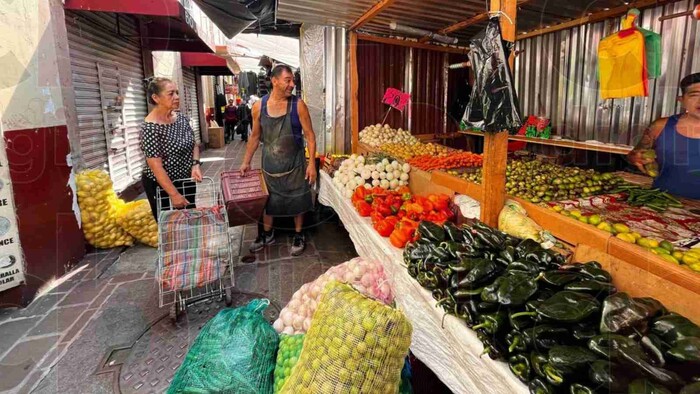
[279, 281, 412, 394]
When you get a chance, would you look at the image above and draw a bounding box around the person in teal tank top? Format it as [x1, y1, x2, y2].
[627, 73, 700, 199]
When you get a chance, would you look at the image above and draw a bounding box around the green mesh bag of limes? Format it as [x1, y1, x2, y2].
[167, 299, 279, 394]
[280, 281, 412, 394]
[273, 334, 304, 392]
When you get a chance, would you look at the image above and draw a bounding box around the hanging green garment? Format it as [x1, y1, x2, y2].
[638, 26, 662, 79]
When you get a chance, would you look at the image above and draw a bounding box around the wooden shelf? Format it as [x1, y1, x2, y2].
[431, 171, 483, 202]
[460, 130, 633, 155]
[574, 244, 700, 325]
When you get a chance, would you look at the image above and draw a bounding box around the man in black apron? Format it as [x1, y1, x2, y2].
[239, 65, 316, 256]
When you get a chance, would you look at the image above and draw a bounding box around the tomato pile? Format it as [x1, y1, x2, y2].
[407, 152, 483, 171]
[351, 186, 453, 248]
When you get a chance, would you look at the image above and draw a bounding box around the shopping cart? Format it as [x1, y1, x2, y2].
[156, 177, 234, 322]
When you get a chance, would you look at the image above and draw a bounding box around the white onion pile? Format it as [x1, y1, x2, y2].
[272, 257, 394, 335]
[332, 154, 411, 198]
[359, 124, 419, 147]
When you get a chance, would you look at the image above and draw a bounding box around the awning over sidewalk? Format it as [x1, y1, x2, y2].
[191, 0, 257, 39]
[216, 33, 299, 72]
[181, 52, 239, 75]
[64, 0, 224, 53]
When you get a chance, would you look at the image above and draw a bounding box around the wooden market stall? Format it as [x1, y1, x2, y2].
[280, 0, 700, 392]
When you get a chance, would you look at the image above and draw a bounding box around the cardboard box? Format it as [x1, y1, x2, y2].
[208, 127, 224, 148]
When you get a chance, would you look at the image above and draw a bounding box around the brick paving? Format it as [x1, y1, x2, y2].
[0, 140, 357, 393]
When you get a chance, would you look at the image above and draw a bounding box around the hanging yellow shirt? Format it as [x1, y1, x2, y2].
[598, 27, 648, 99]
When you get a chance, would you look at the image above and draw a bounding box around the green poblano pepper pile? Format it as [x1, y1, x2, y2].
[404, 220, 700, 394]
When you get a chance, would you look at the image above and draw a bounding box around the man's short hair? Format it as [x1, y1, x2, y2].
[271, 64, 293, 79]
[680, 73, 700, 95]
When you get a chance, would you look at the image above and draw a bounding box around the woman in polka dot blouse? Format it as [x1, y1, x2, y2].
[140, 77, 202, 221]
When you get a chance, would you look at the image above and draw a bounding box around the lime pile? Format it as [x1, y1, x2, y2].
[274, 334, 304, 393]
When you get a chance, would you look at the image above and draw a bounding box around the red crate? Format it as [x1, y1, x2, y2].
[220, 170, 269, 227]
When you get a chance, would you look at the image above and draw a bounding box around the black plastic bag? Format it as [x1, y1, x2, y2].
[464, 18, 523, 134]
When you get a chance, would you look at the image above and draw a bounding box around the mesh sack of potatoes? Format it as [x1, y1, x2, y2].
[115, 199, 158, 247]
[280, 281, 412, 394]
[76, 169, 134, 248]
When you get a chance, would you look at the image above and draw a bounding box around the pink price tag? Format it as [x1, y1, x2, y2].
[382, 88, 411, 111]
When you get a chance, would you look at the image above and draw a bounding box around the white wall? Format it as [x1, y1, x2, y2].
[0, 0, 67, 132]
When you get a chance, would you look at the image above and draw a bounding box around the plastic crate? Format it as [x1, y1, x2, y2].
[220, 170, 269, 227]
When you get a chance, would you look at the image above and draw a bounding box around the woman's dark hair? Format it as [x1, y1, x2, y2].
[143, 76, 173, 105]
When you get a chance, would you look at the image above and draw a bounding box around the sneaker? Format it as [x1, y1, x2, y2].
[290, 233, 306, 256]
[249, 230, 275, 253]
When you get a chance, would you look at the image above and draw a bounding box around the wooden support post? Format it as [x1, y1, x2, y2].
[349, 31, 360, 154]
[480, 0, 517, 227]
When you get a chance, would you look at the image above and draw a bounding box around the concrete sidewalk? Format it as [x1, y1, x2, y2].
[0, 140, 357, 393]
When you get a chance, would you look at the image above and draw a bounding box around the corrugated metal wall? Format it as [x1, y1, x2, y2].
[65, 11, 147, 192]
[357, 40, 467, 135]
[411, 49, 447, 134]
[515, 0, 700, 146]
[182, 67, 201, 145]
[357, 41, 408, 130]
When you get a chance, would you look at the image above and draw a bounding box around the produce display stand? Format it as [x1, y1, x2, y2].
[319, 172, 700, 393]
[335, 0, 700, 391]
[318, 171, 527, 394]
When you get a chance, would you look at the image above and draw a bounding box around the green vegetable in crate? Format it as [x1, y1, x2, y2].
[547, 346, 599, 376]
[569, 383, 595, 394]
[529, 377, 555, 394]
[628, 379, 673, 394]
[508, 354, 531, 383]
[588, 359, 631, 393]
[600, 293, 666, 335]
[564, 279, 616, 297]
[480, 272, 538, 306]
[651, 314, 700, 344]
[680, 382, 700, 394]
[534, 290, 601, 323]
[417, 221, 446, 242]
[612, 185, 684, 212]
[667, 337, 700, 363]
[280, 281, 412, 394]
[462, 160, 624, 202]
[274, 334, 304, 393]
[588, 334, 685, 391]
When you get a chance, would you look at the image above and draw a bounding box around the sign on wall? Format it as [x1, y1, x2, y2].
[0, 127, 24, 292]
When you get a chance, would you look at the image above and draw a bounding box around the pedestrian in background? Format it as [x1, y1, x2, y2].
[223, 99, 238, 143]
[237, 98, 251, 143]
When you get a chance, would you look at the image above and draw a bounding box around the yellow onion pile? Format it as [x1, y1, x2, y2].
[76, 170, 134, 248]
[115, 199, 158, 247]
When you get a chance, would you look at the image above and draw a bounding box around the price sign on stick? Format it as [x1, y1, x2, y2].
[382, 88, 411, 111]
[380, 88, 411, 124]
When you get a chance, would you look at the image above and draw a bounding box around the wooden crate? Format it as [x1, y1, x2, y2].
[408, 169, 455, 197]
[574, 244, 700, 325]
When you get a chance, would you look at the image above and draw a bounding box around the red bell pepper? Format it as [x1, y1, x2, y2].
[354, 201, 372, 217]
[375, 216, 398, 237]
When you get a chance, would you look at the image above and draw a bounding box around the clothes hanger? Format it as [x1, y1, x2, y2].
[618, 8, 641, 38]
